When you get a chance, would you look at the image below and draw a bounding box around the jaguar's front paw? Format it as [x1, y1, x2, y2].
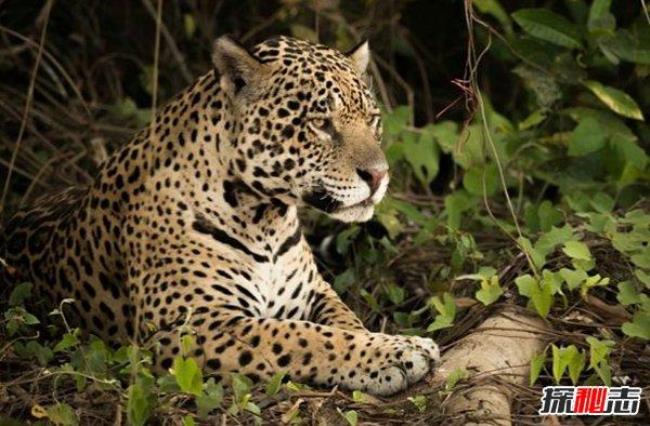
[404, 335, 441, 368]
[357, 334, 439, 396]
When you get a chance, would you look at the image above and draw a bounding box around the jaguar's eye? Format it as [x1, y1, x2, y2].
[311, 118, 325, 129]
[368, 115, 381, 130]
[311, 118, 331, 130]
[308, 117, 333, 135]
[368, 115, 382, 138]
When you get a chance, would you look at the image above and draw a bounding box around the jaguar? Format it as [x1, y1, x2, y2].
[1, 35, 439, 396]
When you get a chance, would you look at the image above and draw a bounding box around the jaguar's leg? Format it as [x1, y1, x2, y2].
[153, 314, 437, 396]
[308, 280, 367, 331]
[309, 280, 440, 363]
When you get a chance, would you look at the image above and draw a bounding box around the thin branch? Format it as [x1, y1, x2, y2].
[0, 0, 55, 216]
[141, 0, 193, 84]
[641, 0, 650, 24]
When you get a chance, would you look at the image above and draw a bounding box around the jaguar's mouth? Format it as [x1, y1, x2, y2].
[343, 196, 374, 209]
[302, 187, 379, 223]
[302, 188, 375, 212]
[302, 188, 343, 213]
[328, 197, 377, 223]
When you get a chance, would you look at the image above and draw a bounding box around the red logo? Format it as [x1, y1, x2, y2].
[574, 387, 608, 414]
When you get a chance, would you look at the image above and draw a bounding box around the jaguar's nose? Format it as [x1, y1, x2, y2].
[356, 167, 388, 194]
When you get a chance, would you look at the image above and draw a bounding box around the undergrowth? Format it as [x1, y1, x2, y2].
[1, 0, 649, 424]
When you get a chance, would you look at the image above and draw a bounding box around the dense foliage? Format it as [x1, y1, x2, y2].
[1, 0, 648, 424]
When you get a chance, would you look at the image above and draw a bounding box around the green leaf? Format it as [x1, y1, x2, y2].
[244, 401, 262, 424]
[631, 249, 650, 269]
[173, 357, 203, 396]
[265, 372, 286, 397]
[181, 334, 195, 357]
[444, 190, 475, 230]
[54, 332, 79, 353]
[350, 390, 366, 403]
[590, 192, 615, 213]
[45, 403, 78, 426]
[127, 381, 154, 426]
[515, 274, 537, 298]
[611, 231, 644, 254]
[475, 275, 503, 306]
[559, 268, 588, 291]
[457, 266, 497, 281]
[289, 24, 318, 43]
[197, 379, 223, 418]
[427, 293, 456, 331]
[586, 337, 614, 369]
[336, 226, 360, 255]
[463, 163, 498, 196]
[567, 347, 586, 385]
[5, 306, 40, 336]
[515, 272, 559, 317]
[530, 351, 546, 386]
[340, 409, 358, 426]
[562, 241, 591, 261]
[587, 336, 614, 386]
[408, 395, 428, 412]
[384, 282, 406, 305]
[13, 341, 53, 366]
[182, 416, 196, 426]
[621, 311, 650, 340]
[333, 268, 355, 293]
[537, 201, 563, 232]
[360, 289, 380, 313]
[9, 282, 32, 306]
[440, 124, 486, 169]
[512, 9, 582, 49]
[535, 225, 574, 259]
[616, 281, 643, 305]
[588, 0, 615, 32]
[551, 344, 564, 384]
[568, 117, 607, 156]
[551, 345, 584, 384]
[109, 97, 151, 127]
[600, 29, 650, 65]
[157, 374, 180, 393]
[429, 121, 459, 148]
[183, 14, 196, 38]
[519, 109, 547, 130]
[593, 361, 612, 386]
[542, 270, 564, 295]
[383, 106, 411, 137]
[74, 339, 110, 377]
[515, 271, 559, 317]
[403, 129, 440, 185]
[531, 278, 553, 317]
[580, 274, 610, 297]
[635, 269, 650, 288]
[231, 373, 253, 404]
[473, 0, 511, 33]
[518, 236, 545, 269]
[584, 80, 644, 120]
[445, 367, 470, 390]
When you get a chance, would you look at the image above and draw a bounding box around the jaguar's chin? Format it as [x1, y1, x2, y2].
[328, 202, 376, 223]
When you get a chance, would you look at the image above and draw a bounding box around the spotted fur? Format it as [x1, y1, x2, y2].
[1, 36, 438, 396]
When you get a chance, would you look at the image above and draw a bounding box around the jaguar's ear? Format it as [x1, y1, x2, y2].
[345, 40, 370, 75]
[212, 36, 270, 100]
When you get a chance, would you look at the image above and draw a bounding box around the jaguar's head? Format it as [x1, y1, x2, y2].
[213, 35, 388, 223]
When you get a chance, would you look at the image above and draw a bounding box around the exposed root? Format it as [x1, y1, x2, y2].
[429, 307, 550, 425]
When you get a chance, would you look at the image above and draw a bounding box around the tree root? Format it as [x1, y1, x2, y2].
[428, 307, 550, 425]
